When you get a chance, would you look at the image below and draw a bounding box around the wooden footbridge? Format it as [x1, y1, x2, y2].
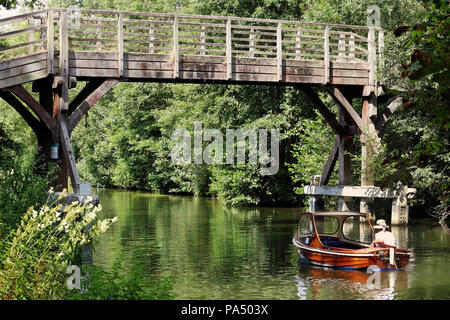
[1, 8, 412, 222]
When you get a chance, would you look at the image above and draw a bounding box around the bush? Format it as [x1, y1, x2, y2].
[0, 192, 116, 300]
[66, 256, 175, 300]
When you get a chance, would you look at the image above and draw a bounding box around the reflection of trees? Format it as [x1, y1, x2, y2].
[93, 189, 302, 298]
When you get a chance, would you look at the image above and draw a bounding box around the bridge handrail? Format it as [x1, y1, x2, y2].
[0, 8, 384, 87]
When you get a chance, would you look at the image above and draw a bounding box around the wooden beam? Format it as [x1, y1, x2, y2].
[8, 84, 56, 135]
[326, 85, 364, 133]
[58, 114, 81, 194]
[0, 91, 44, 136]
[375, 96, 403, 132]
[304, 185, 417, 199]
[320, 136, 339, 186]
[68, 79, 118, 133]
[337, 104, 353, 186]
[296, 85, 345, 136]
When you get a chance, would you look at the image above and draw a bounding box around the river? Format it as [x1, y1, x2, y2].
[92, 188, 450, 300]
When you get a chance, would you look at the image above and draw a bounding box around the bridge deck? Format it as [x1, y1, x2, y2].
[0, 8, 382, 89]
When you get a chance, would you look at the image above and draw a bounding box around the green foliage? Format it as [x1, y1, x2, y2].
[0, 127, 57, 237]
[0, 192, 116, 299]
[66, 256, 175, 300]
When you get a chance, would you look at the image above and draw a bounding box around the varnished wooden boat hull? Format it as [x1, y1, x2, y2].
[293, 234, 410, 271]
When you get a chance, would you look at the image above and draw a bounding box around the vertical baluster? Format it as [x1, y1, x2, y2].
[249, 28, 254, 58]
[323, 26, 330, 84]
[149, 21, 155, 54]
[368, 27, 376, 88]
[28, 17, 34, 54]
[173, 15, 179, 78]
[349, 33, 355, 60]
[47, 10, 54, 74]
[295, 29, 301, 60]
[276, 22, 282, 81]
[200, 25, 205, 56]
[59, 10, 69, 111]
[96, 19, 101, 51]
[118, 13, 124, 77]
[226, 18, 232, 80]
[338, 33, 346, 61]
[378, 30, 384, 69]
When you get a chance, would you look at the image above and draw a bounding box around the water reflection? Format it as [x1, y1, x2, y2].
[93, 189, 450, 300]
[295, 264, 410, 300]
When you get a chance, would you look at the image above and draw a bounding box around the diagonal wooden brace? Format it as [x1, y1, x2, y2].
[8, 84, 56, 136]
[58, 114, 81, 194]
[68, 79, 118, 134]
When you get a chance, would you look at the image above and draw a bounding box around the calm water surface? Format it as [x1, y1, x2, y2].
[93, 189, 450, 300]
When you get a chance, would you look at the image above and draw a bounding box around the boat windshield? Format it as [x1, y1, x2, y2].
[342, 215, 373, 244]
[314, 215, 340, 235]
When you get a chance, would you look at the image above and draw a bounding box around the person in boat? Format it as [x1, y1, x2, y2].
[371, 219, 396, 247]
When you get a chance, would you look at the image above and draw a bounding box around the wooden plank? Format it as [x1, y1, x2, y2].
[330, 77, 368, 86]
[69, 68, 119, 78]
[8, 84, 55, 135]
[304, 185, 416, 199]
[0, 69, 48, 89]
[69, 51, 118, 60]
[69, 59, 118, 69]
[331, 69, 368, 77]
[181, 55, 225, 64]
[330, 61, 369, 70]
[118, 13, 124, 77]
[47, 10, 54, 74]
[284, 74, 325, 83]
[0, 39, 46, 53]
[285, 59, 324, 68]
[180, 63, 226, 73]
[0, 60, 47, 80]
[179, 70, 227, 80]
[0, 52, 47, 71]
[149, 22, 155, 54]
[122, 69, 173, 78]
[127, 60, 173, 70]
[234, 73, 276, 82]
[234, 64, 276, 74]
[226, 19, 232, 79]
[125, 52, 170, 62]
[234, 56, 276, 66]
[0, 25, 45, 40]
[284, 66, 324, 76]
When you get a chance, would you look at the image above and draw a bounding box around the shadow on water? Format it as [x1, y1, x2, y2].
[93, 189, 450, 300]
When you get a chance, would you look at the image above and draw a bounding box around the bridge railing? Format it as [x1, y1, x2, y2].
[0, 8, 384, 85]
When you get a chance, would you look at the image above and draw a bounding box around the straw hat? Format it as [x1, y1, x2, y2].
[374, 219, 388, 229]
